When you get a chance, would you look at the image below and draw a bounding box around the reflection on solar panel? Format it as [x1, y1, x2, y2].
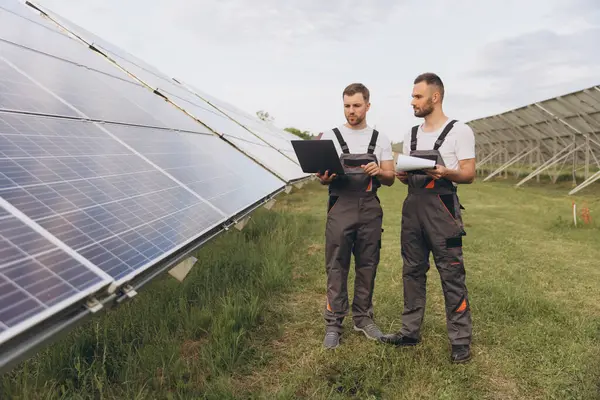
[467, 85, 600, 194]
[103, 124, 285, 215]
[0, 0, 309, 372]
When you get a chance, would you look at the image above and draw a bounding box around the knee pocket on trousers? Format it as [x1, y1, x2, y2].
[446, 236, 462, 248]
[452, 294, 469, 314]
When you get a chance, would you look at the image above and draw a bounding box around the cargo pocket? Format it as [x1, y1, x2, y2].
[439, 194, 467, 236]
[439, 194, 457, 219]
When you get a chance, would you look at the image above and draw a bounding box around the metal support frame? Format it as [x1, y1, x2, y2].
[484, 146, 539, 181]
[516, 143, 584, 187]
[468, 84, 600, 194]
[570, 170, 600, 195]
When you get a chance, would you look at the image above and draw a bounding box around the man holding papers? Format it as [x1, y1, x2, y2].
[380, 73, 476, 364]
[317, 83, 395, 349]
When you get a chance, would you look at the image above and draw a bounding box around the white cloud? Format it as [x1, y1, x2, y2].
[28, 0, 600, 142]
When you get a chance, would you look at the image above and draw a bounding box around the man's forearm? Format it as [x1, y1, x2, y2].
[377, 170, 396, 186]
[444, 168, 474, 184]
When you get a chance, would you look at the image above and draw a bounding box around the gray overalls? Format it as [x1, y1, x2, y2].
[324, 128, 383, 333]
[399, 120, 472, 345]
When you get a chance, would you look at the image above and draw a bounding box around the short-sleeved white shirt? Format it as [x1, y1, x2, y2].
[320, 124, 394, 164]
[402, 119, 475, 171]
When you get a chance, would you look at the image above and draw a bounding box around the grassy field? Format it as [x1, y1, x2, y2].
[2, 177, 600, 399]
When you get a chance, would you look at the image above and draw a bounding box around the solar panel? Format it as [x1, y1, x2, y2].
[80, 54, 309, 181]
[0, 0, 303, 372]
[0, 113, 251, 282]
[180, 82, 305, 160]
[103, 123, 285, 216]
[25, 2, 310, 182]
[468, 84, 600, 194]
[225, 135, 314, 182]
[0, 42, 207, 133]
[0, 199, 112, 347]
[0, 56, 80, 118]
[0, 4, 133, 80]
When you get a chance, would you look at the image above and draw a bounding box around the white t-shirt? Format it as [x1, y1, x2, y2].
[320, 124, 393, 164]
[402, 119, 475, 171]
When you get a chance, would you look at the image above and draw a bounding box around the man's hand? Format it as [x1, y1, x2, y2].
[361, 162, 380, 177]
[425, 159, 476, 184]
[365, 160, 395, 186]
[316, 170, 337, 185]
[425, 164, 448, 180]
[396, 171, 408, 184]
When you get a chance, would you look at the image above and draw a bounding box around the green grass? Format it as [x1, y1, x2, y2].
[2, 177, 600, 399]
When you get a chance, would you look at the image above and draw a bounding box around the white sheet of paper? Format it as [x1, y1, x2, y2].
[395, 154, 436, 172]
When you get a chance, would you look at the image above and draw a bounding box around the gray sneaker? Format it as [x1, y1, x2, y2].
[323, 331, 340, 349]
[353, 323, 383, 340]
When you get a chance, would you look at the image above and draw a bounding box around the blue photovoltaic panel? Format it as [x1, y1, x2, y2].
[23, 5, 309, 182]
[0, 1, 298, 360]
[0, 112, 227, 282]
[0, 4, 135, 81]
[61, 40, 283, 148]
[0, 206, 111, 345]
[85, 52, 309, 179]
[102, 123, 285, 215]
[0, 41, 207, 133]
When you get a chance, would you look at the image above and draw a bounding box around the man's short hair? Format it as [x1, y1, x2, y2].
[343, 83, 370, 102]
[414, 72, 444, 100]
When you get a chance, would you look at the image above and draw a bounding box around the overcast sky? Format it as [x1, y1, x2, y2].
[33, 0, 600, 143]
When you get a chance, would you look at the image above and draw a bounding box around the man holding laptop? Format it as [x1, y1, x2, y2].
[315, 83, 395, 349]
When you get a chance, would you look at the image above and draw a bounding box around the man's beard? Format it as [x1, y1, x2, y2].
[414, 100, 434, 118]
[346, 114, 364, 126]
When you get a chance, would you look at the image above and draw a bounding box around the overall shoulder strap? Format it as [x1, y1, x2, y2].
[433, 119, 457, 150]
[410, 125, 419, 151]
[367, 129, 379, 154]
[332, 128, 349, 153]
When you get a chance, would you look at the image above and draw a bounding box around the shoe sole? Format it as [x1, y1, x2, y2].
[353, 325, 382, 341]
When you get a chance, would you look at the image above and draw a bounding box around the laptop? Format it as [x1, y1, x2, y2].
[291, 139, 345, 175]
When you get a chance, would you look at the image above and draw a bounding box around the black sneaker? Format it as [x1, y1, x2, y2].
[379, 333, 420, 346]
[451, 344, 471, 363]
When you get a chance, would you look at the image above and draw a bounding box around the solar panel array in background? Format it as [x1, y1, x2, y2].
[0, 0, 303, 359]
[25, 1, 310, 183]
